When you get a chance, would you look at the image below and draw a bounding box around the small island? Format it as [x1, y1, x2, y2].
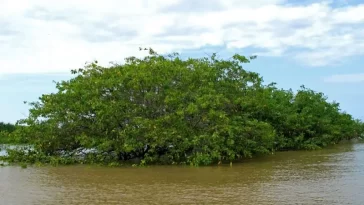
[1, 48, 363, 167]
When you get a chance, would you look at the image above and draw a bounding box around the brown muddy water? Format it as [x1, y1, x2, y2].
[1, 142, 364, 205]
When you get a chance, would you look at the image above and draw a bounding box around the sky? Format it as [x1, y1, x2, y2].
[1, 0, 364, 123]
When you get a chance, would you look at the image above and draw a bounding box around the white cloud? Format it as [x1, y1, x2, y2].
[1, 0, 364, 74]
[324, 73, 364, 83]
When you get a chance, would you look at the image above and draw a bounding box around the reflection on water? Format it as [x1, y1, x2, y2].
[0, 144, 9, 157]
[1, 142, 364, 204]
[0, 144, 33, 157]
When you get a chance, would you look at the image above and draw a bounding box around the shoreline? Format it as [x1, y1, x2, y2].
[1, 138, 363, 168]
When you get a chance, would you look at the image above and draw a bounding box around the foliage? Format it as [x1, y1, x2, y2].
[0, 122, 30, 144]
[0, 122, 16, 144]
[6, 48, 364, 166]
[0, 122, 16, 133]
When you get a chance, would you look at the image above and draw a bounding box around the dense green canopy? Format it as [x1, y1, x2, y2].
[4, 48, 364, 166]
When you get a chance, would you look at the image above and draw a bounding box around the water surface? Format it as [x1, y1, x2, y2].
[1, 142, 364, 204]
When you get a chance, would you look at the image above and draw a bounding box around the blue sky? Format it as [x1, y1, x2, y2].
[1, 0, 364, 123]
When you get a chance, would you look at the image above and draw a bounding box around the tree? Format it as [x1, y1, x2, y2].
[9, 48, 363, 166]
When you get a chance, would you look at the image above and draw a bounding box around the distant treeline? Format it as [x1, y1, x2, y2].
[0, 122, 16, 144]
[0, 122, 16, 133]
[2, 48, 364, 166]
[0, 122, 29, 144]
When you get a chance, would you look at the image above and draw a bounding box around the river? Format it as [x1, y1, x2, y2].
[1, 142, 364, 205]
